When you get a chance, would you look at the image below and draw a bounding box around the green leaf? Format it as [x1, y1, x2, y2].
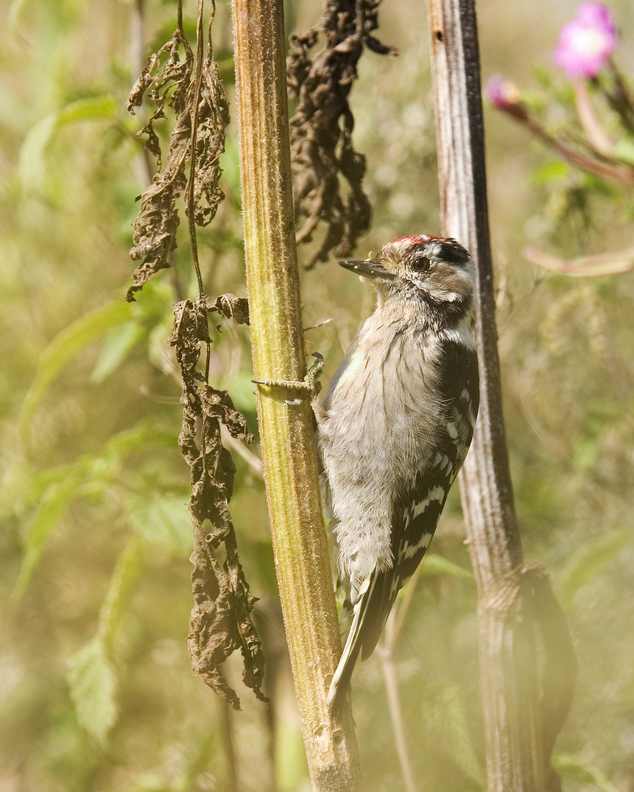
[67, 637, 118, 746]
[228, 370, 258, 416]
[531, 161, 569, 186]
[13, 472, 84, 600]
[557, 529, 630, 606]
[16, 422, 175, 516]
[19, 300, 133, 439]
[98, 539, 145, 651]
[104, 421, 178, 457]
[12, 463, 75, 515]
[11, 422, 179, 594]
[68, 541, 145, 746]
[90, 321, 147, 384]
[430, 684, 484, 785]
[611, 138, 634, 166]
[180, 732, 219, 790]
[121, 775, 169, 792]
[124, 494, 192, 555]
[421, 553, 474, 581]
[552, 753, 617, 792]
[7, 0, 31, 38]
[19, 95, 118, 194]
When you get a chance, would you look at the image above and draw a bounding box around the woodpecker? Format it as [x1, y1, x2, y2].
[316, 234, 479, 714]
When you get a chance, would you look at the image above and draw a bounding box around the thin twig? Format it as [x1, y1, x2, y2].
[376, 571, 422, 792]
[390, 565, 422, 647]
[186, 0, 213, 388]
[220, 425, 263, 477]
[219, 697, 241, 792]
[523, 244, 634, 277]
[378, 611, 418, 792]
[187, 0, 208, 302]
[177, 0, 183, 32]
[604, 57, 634, 134]
[523, 114, 634, 183]
[573, 81, 613, 156]
[131, 0, 155, 186]
[495, 102, 634, 183]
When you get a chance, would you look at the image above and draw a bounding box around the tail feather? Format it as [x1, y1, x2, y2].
[327, 573, 387, 715]
[360, 570, 395, 661]
[327, 588, 369, 715]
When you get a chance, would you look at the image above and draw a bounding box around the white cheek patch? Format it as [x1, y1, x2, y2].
[424, 263, 474, 303]
[441, 313, 476, 350]
[425, 287, 461, 302]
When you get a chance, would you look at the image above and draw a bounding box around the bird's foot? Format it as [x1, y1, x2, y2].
[252, 352, 324, 405]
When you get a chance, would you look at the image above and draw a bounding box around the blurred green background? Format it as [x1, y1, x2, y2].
[1, 0, 633, 790]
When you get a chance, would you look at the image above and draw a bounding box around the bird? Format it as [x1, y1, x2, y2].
[314, 234, 480, 714]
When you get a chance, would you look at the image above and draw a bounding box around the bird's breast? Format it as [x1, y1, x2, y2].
[321, 316, 444, 470]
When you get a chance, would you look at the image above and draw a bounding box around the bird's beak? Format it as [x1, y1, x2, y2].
[339, 259, 395, 281]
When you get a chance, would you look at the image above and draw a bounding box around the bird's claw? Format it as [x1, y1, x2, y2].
[253, 352, 324, 405]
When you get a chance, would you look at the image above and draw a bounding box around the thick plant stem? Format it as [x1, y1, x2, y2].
[231, 1, 360, 789]
[427, 1, 575, 790]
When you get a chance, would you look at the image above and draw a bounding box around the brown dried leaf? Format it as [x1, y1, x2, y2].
[205, 293, 250, 325]
[170, 299, 264, 708]
[191, 58, 231, 227]
[287, 0, 396, 268]
[126, 22, 230, 301]
[128, 28, 194, 167]
[127, 6, 261, 709]
[127, 104, 190, 301]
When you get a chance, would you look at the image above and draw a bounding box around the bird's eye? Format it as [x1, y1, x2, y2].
[411, 255, 430, 271]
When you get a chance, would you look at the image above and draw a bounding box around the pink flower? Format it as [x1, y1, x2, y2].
[553, 3, 617, 79]
[485, 76, 521, 109]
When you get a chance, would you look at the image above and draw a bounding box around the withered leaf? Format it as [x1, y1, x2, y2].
[287, 0, 396, 268]
[205, 293, 250, 326]
[190, 58, 231, 228]
[127, 5, 262, 710]
[127, 105, 190, 301]
[126, 24, 230, 301]
[128, 27, 194, 168]
[170, 299, 265, 709]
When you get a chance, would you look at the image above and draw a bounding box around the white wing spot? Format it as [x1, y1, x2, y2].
[403, 531, 433, 559]
[446, 421, 458, 439]
[433, 452, 449, 469]
[409, 486, 445, 521]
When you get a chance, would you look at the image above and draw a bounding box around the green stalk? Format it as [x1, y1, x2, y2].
[231, 1, 359, 789]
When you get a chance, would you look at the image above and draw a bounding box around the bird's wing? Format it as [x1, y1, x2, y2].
[327, 460, 453, 714]
[327, 340, 478, 713]
[359, 339, 479, 658]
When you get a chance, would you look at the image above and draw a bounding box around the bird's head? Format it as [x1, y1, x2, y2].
[340, 235, 475, 312]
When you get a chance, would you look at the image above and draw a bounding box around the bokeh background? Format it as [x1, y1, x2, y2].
[1, 0, 633, 790]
